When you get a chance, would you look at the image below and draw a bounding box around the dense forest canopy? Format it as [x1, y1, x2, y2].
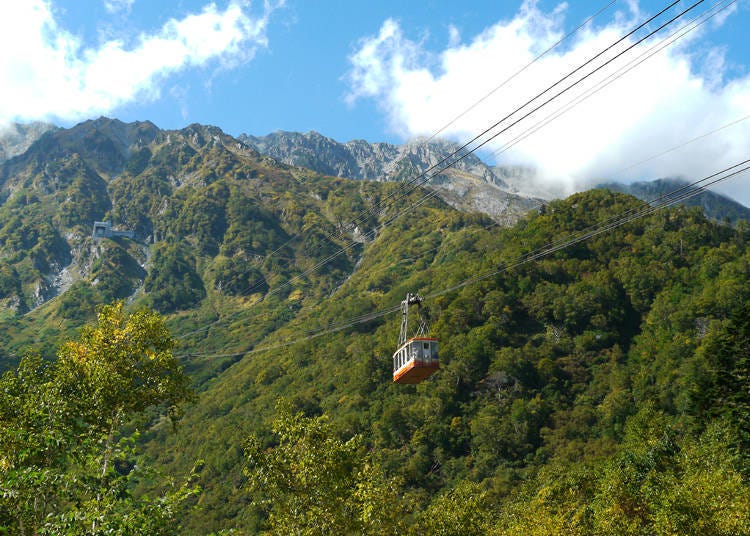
[148, 191, 750, 533]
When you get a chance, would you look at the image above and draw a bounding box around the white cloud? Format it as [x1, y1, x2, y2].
[169, 84, 191, 120]
[447, 25, 461, 48]
[104, 0, 135, 15]
[0, 0, 276, 126]
[346, 1, 750, 205]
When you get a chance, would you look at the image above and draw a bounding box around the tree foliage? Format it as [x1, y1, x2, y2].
[244, 406, 407, 535]
[144, 242, 206, 313]
[0, 303, 195, 535]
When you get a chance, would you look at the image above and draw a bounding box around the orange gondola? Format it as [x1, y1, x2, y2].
[392, 293, 439, 384]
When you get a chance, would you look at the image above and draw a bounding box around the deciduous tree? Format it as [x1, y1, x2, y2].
[0, 302, 195, 535]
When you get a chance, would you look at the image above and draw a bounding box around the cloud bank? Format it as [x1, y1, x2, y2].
[346, 1, 750, 203]
[0, 0, 274, 127]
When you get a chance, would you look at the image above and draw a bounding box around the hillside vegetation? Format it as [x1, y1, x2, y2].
[0, 118, 411, 370]
[140, 187, 749, 533]
[0, 118, 748, 533]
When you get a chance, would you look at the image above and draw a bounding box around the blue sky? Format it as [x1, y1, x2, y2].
[1, 0, 750, 202]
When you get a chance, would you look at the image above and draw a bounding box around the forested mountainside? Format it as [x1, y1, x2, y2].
[0, 117, 749, 533]
[0, 117, 422, 366]
[142, 188, 750, 533]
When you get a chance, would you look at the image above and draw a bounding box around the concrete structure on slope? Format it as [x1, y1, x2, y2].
[92, 221, 135, 241]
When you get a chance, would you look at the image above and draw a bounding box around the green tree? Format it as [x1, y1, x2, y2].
[55, 302, 193, 461]
[0, 302, 196, 535]
[144, 242, 206, 313]
[244, 406, 407, 535]
[690, 302, 750, 454]
[413, 480, 493, 536]
[591, 411, 750, 535]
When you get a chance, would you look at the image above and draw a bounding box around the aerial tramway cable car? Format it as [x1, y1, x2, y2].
[392, 293, 439, 384]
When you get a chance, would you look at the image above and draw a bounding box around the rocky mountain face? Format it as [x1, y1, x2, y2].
[241, 130, 750, 225]
[240, 130, 542, 224]
[0, 122, 56, 162]
[240, 131, 500, 185]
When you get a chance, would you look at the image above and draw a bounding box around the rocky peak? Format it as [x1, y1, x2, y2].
[0, 122, 57, 162]
[238, 129, 540, 223]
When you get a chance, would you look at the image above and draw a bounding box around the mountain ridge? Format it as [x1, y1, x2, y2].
[0, 121, 56, 162]
[5, 120, 748, 225]
[0, 118, 362, 320]
[240, 129, 541, 224]
[240, 129, 750, 224]
[599, 177, 750, 223]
